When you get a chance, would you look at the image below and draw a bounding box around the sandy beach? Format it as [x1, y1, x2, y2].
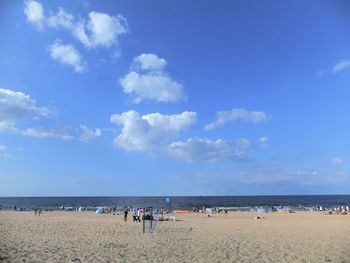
[1, 211, 350, 263]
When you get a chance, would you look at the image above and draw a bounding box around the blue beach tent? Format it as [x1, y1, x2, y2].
[95, 208, 104, 214]
[256, 207, 268, 213]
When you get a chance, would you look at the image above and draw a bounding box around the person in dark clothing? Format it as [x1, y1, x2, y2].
[124, 209, 128, 222]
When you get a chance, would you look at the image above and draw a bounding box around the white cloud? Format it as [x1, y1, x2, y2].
[84, 12, 128, 48]
[12, 126, 100, 141]
[331, 157, 344, 165]
[47, 7, 74, 30]
[110, 110, 197, 152]
[49, 42, 86, 73]
[333, 59, 350, 73]
[47, 8, 128, 49]
[0, 88, 100, 142]
[205, 108, 270, 130]
[110, 110, 258, 162]
[168, 138, 250, 163]
[25, 1, 129, 49]
[120, 53, 185, 103]
[13, 127, 75, 140]
[0, 88, 50, 131]
[79, 125, 101, 142]
[133, 53, 167, 72]
[259, 137, 268, 148]
[119, 72, 185, 103]
[24, 0, 45, 29]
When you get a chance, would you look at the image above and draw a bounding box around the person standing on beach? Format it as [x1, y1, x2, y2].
[124, 209, 128, 222]
[137, 209, 141, 222]
[132, 209, 137, 222]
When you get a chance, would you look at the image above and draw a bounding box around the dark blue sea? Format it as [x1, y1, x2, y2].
[0, 195, 350, 211]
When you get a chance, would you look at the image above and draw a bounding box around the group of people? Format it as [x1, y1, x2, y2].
[123, 208, 143, 222]
[327, 206, 349, 215]
[34, 209, 43, 216]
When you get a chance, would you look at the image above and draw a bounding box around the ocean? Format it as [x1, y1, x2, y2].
[0, 195, 349, 211]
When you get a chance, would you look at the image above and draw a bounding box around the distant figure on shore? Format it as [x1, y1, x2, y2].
[132, 209, 137, 222]
[124, 209, 128, 222]
[38, 209, 42, 216]
[14, 205, 16, 211]
[113, 206, 116, 215]
[34, 209, 37, 216]
[137, 209, 141, 222]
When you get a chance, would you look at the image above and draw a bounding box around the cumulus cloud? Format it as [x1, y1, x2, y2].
[205, 108, 270, 130]
[47, 8, 128, 49]
[110, 110, 259, 162]
[331, 157, 344, 165]
[120, 72, 185, 103]
[133, 53, 167, 72]
[25, 1, 128, 49]
[119, 53, 185, 103]
[110, 110, 197, 152]
[0, 88, 100, 142]
[83, 12, 128, 48]
[24, 0, 45, 29]
[49, 42, 86, 73]
[168, 138, 250, 163]
[259, 137, 268, 148]
[333, 59, 350, 73]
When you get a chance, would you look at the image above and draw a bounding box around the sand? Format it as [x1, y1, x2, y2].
[1, 211, 350, 263]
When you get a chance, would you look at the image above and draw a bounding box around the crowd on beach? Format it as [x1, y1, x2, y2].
[5, 204, 350, 217]
[326, 206, 349, 215]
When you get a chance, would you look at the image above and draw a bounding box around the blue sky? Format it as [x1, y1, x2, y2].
[1, 0, 350, 196]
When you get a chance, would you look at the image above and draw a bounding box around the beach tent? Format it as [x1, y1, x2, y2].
[95, 207, 104, 214]
[256, 207, 268, 213]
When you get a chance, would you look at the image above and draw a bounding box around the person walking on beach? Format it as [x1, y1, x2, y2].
[132, 209, 137, 222]
[137, 209, 141, 222]
[124, 209, 128, 222]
